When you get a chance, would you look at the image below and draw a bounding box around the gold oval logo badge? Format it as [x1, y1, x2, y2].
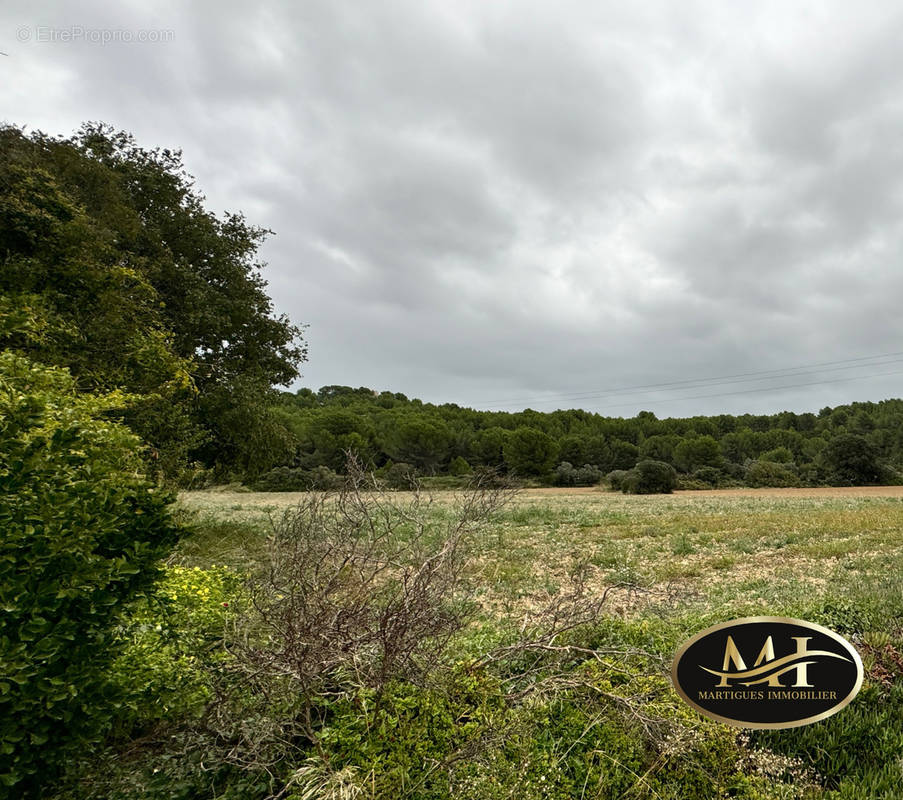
[671, 616, 864, 729]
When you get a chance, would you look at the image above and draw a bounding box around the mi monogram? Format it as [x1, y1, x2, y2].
[714, 634, 817, 688]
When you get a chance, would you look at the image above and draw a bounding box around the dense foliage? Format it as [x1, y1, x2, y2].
[262, 385, 903, 489]
[0, 353, 182, 796]
[0, 124, 306, 480]
[0, 122, 306, 797]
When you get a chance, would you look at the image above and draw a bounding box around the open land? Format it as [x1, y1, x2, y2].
[169, 485, 903, 798]
[177, 486, 903, 620]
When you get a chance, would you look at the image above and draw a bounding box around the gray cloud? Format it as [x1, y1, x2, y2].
[4, 0, 903, 417]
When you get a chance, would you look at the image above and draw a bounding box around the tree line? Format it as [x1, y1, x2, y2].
[261, 385, 903, 489]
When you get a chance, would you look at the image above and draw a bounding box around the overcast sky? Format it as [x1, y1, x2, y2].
[4, 1, 903, 418]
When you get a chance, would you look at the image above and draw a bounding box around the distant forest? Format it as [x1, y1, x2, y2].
[262, 386, 903, 489]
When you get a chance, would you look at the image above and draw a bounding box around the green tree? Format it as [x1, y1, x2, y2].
[583, 434, 611, 469]
[639, 434, 681, 465]
[0, 140, 202, 476]
[557, 435, 586, 465]
[295, 408, 375, 472]
[0, 124, 307, 478]
[471, 427, 511, 468]
[820, 433, 885, 485]
[382, 416, 452, 474]
[720, 429, 758, 463]
[503, 427, 558, 476]
[674, 436, 722, 473]
[607, 439, 639, 471]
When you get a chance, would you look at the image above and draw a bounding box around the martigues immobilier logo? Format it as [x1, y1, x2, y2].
[672, 617, 863, 729]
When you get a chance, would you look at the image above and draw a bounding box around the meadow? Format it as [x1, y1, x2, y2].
[178, 486, 903, 624]
[126, 485, 903, 800]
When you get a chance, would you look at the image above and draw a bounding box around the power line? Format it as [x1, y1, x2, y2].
[478, 350, 903, 409]
[485, 356, 903, 409]
[551, 367, 903, 413]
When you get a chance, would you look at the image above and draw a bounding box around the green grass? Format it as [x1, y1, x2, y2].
[155, 488, 903, 798]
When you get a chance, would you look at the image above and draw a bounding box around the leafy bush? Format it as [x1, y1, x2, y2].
[744, 459, 801, 488]
[448, 455, 472, 476]
[0, 353, 182, 797]
[250, 465, 342, 491]
[553, 461, 604, 487]
[108, 565, 242, 730]
[691, 466, 723, 487]
[676, 477, 714, 490]
[606, 469, 630, 491]
[418, 474, 473, 490]
[621, 459, 678, 494]
[250, 466, 306, 491]
[378, 460, 419, 489]
[760, 446, 794, 464]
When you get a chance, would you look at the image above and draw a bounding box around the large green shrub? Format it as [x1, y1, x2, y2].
[691, 466, 723, 487]
[744, 459, 802, 488]
[250, 464, 343, 491]
[606, 469, 630, 491]
[621, 459, 678, 494]
[553, 461, 603, 487]
[820, 432, 887, 485]
[0, 353, 182, 797]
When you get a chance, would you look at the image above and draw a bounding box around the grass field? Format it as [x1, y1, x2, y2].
[177, 486, 903, 620]
[151, 486, 903, 799]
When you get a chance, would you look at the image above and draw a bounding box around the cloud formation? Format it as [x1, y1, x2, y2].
[3, 0, 903, 416]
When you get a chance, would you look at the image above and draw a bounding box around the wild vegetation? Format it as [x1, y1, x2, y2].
[3, 124, 903, 798]
[36, 483, 903, 799]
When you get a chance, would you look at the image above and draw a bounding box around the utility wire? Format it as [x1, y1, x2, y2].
[526, 367, 903, 413]
[483, 357, 903, 409]
[478, 350, 903, 409]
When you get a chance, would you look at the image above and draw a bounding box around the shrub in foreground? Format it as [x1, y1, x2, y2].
[0, 353, 182, 797]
